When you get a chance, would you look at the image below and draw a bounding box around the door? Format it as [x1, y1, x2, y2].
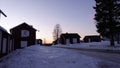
[9, 40, 12, 52]
[66, 39, 70, 44]
[0, 31, 2, 54]
[2, 38, 7, 54]
[21, 41, 27, 48]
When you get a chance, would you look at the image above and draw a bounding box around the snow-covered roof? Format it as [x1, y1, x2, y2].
[61, 33, 81, 38]
[0, 26, 8, 33]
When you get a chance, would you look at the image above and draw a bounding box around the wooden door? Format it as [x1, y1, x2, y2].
[21, 41, 27, 48]
[66, 39, 70, 45]
[0, 31, 2, 55]
[2, 38, 7, 54]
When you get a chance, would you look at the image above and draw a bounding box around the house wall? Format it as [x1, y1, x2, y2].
[9, 37, 13, 52]
[60, 37, 66, 44]
[0, 30, 2, 56]
[70, 38, 80, 44]
[84, 36, 101, 43]
[1, 32, 8, 56]
[11, 29, 21, 49]
[29, 30, 36, 46]
[0, 30, 14, 58]
[60, 37, 80, 45]
[36, 39, 42, 45]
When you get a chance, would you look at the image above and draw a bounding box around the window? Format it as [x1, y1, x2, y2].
[21, 30, 30, 37]
[73, 38, 77, 43]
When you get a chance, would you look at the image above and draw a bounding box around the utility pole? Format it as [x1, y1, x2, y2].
[0, 9, 7, 19]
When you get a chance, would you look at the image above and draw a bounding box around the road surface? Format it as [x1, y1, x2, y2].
[66, 48, 120, 68]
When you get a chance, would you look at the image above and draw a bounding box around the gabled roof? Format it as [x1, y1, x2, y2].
[10, 22, 36, 31]
[61, 33, 81, 39]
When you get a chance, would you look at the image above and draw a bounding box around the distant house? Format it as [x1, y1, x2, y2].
[10, 23, 36, 49]
[0, 26, 14, 57]
[60, 33, 81, 44]
[36, 39, 42, 45]
[83, 35, 101, 43]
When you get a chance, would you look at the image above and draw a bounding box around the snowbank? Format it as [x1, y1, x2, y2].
[53, 41, 120, 51]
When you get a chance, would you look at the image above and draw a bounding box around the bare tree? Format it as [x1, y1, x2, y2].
[53, 24, 62, 44]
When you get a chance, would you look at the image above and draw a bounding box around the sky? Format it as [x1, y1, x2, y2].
[0, 0, 99, 43]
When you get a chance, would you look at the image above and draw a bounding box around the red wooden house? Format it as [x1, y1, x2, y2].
[60, 33, 81, 44]
[36, 39, 42, 45]
[83, 35, 101, 43]
[10, 23, 36, 50]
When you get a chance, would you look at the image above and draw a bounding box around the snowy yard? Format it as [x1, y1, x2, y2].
[0, 45, 120, 68]
[54, 41, 120, 51]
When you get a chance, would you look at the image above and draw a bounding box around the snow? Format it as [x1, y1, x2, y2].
[54, 41, 120, 51]
[0, 44, 120, 68]
[0, 26, 8, 33]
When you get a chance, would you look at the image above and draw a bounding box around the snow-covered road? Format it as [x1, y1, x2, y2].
[0, 45, 120, 68]
[76, 50, 120, 63]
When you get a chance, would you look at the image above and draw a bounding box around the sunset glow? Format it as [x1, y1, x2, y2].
[0, 0, 99, 43]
